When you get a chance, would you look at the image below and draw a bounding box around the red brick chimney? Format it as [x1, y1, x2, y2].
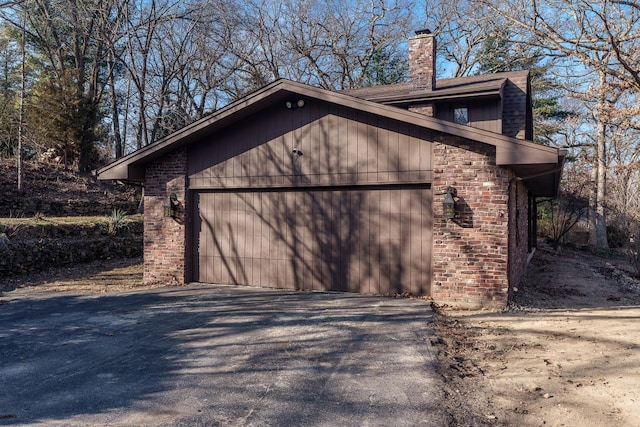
[409, 29, 436, 92]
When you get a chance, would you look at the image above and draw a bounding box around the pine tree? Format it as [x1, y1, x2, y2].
[475, 32, 572, 145]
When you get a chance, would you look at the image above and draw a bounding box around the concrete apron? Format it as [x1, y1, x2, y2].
[0, 284, 447, 426]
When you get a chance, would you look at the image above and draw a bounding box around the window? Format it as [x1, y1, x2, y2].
[453, 107, 469, 125]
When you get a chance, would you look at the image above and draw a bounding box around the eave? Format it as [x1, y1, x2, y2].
[365, 80, 505, 106]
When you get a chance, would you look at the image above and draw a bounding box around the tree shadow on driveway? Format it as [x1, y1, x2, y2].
[0, 285, 447, 426]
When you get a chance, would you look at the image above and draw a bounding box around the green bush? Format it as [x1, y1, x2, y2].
[105, 208, 129, 236]
[607, 225, 628, 249]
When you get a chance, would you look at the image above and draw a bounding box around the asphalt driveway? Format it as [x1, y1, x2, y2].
[0, 284, 447, 426]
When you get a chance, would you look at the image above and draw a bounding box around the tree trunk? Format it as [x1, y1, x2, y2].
[108, 57, 123, 159]
[589, 70, 609, 249]
[17, 20, 25, 194]
[589, 162, 598, 246]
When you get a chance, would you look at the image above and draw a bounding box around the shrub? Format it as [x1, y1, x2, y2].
[537, 190, 588, 248]
[607, 225, 628, 249]
[105, 209, 129, 236]
[0, 222, 25, 240]
[625, 224, 640, 278]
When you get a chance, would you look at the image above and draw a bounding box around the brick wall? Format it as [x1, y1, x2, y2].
[143, 148, 188, 285]
[409, 103, 436, 117]
[431, 136, 511, 309]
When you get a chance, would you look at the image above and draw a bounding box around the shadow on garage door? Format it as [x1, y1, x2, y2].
[193, 185, 432, 296]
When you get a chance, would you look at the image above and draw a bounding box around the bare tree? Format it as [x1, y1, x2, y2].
[101, 0, 129, 159]
[424, 0, 503, 77]
[226, 0, 413, 91]
[17, 17, 24, 192]
[478, 0, 640, 248]
[121, 0, 167, 149]
[118, 0, 240, 148]
[4, 0, 126, 171]
[590, 70, 610, 248]
[603, 79, 640, 237]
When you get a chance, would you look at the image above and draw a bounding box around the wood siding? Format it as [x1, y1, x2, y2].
[193, 186, 432, 295]
[188, 100, 433, 189]
[436, 100, 501, 134]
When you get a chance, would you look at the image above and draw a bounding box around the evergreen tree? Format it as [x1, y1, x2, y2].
[362, 47, 408, 87]
[0, 24, 20, 158]
[476, 32, 572, 145]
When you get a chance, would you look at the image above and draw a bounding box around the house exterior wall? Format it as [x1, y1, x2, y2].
[188, 101, 433, 188]
[187, 100, 435, 296]
[141, 101, 531, 308]
[431, 136, 511, 309]
[436, 100, 502, 134]
[143, 147, 188, 285]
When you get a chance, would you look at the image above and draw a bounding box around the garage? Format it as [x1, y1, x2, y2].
[96, 78, 564, 307]
[193, 186, 432, 295]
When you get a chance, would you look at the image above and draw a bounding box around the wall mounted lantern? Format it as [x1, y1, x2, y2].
[164, 193, 179, 218]
[443, 186, 457, 219]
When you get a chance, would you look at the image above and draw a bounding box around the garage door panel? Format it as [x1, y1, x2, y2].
[380, 211, 392, 240]
[194, 187, 431, 295]
[210, 256, 221, 284]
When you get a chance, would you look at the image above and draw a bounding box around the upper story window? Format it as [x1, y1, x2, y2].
[453, 107, 469, 125]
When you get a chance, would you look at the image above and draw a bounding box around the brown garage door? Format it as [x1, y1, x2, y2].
[193, 186, 431, 295]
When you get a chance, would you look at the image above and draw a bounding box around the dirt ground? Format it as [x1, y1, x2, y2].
[2, 247, 639, 426]
[434, 245, 640, 426]
[0, 257, 147, 294]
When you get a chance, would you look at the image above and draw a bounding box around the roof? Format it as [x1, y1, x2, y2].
[342, 71, 528, 106]
[97, 78, 564, 196]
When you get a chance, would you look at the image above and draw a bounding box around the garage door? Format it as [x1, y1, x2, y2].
[193, 186, 431, 295]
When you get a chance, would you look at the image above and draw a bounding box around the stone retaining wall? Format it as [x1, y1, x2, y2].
[0, 220, 143, 277]
[0, 198, 138, 218]
[0, 236, 142, 276]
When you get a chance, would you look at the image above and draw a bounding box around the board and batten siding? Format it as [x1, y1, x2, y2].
[187, 99, 433, 188]
[187, 99, 434, 295]
[436, 99, 502, 134]
[194, 187, 432, 295]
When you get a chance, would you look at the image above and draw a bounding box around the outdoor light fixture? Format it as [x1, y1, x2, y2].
[292, 148, 303, 156]
[443, 186, 457, 219]
[164, 193, 179, 218]
[285, 99, 305, 109]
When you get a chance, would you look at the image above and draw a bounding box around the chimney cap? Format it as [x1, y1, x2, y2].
[415, 29, 432, 35]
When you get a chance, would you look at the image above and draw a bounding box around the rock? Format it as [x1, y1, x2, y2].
[0, 234, 11, 252]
